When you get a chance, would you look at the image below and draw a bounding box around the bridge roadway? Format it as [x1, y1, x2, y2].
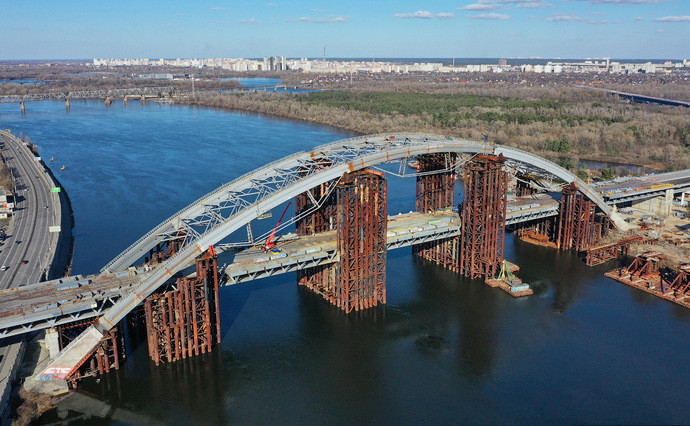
[0, 130, 60, 417]
[0, 195, 559, 340]
[0, 86, 175, 104]
[591, 169, 690, 205]
[22, 131, 677, 385]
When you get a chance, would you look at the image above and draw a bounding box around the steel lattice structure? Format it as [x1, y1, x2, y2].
[458, 154, 508, 279]
[37, 133, 627, 372]
[0, 87, 175, 103]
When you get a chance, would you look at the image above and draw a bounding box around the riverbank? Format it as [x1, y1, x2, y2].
[175, 91, 689, 175]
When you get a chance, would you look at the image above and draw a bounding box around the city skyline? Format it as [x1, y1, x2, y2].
[1, 0, 688, 60]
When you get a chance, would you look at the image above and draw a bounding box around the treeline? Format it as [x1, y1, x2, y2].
[180, 90, 690, 172]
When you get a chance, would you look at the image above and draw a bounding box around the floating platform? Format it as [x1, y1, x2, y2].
[485, 261, 533, 297]
[604, 269, 690, 309]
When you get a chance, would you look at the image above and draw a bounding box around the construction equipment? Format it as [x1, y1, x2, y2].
[262, 202, 291, 252]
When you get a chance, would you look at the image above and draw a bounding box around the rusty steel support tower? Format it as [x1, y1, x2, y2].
[296, 179, 339, 296]
[58, 319, 124, 386]
[336, 170, 388, 312]
[144, 250, 221, 366]
[459, 154, 508, 279]
[412, 153, 459, 270]
[298, 169, 388, 312]
[557, 183, 601, 251]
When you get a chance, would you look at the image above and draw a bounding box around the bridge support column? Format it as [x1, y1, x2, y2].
[20, 102, 25, 113]
[144, 250, 221, 366]
[412, 153, 459, 270]
[140, 95, 146, 104]
[104, 97, 111, 107]
[65, 99, 70, 110]
[123, 96, 127, 106]
[45, 327, 61, 360]
[557, 183, 601, 251]
[299, 170, 387, 312]
[296, 179, 338, 293]
[458, 154, 507, 279]
[56, 319, 124, 386]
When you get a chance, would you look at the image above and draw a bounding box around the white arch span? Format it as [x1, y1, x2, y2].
[95, 133, 626, 332]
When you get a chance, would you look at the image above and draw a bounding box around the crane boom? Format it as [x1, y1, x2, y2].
[262, 202, 291, 252]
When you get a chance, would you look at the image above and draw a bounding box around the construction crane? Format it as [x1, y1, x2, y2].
[262, 202, 291, 253]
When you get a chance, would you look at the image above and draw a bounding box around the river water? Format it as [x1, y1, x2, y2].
[1, 100, 689, 424]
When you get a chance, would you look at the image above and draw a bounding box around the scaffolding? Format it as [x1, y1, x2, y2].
[557, 183, 601, 251]
[458, 154, 508, 279]
[144, 250, 221, 366]
[59, 319, 123, 385]
[413, 153, 459, 270]
[298, 169, 388, 312]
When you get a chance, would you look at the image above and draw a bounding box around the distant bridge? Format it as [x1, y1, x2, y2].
[0, 86, 176, 104]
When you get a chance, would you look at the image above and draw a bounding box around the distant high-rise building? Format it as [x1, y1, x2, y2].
[498, 58, 507, 66]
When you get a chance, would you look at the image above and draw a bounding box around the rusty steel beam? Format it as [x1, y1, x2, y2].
[144, 250, 221, 366]
[299, 169, 387, 312]
[335, 170, 388, 312]
[413, 154, 459, 270]
[458, 154, 508, 279]
[557, 183, 602, 252]
[58, 319, 123, 386]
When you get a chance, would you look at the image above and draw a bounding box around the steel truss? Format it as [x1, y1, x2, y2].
[144, 252, 221, 365]
[37, 134, 626, 370]
[459, 154, 508, 279]
[557, 183, 602, 251]
[0, 86, 175, 103]
[412, 153, 459, 270]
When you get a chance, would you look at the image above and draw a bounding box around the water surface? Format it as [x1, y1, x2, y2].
[0, 100, 688, 424]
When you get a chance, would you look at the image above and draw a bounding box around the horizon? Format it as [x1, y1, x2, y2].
[1, 0, 688, 60]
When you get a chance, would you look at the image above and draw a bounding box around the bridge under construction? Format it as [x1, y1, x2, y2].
[0, 133, 687, 392]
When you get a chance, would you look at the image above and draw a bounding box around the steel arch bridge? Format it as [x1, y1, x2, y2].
[93, 133, 626, 332]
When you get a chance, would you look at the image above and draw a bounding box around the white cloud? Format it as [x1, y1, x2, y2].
[238, 18, 261, 24]
[394, 11, 455, 19]
[590, 11, 606, 15]
[208, 7, 226, 11]
[286, 16, 349, 23]
[310, 9, 327, 12]
[585, 0, 663, 4]
[547, 12, 584, 22]
[458, 2, 501, 11]
[633, 16, 644, 21]
[266, 2, 277, 6]
[588, 19, 610, 24]
[515, 1, 552, 8]
[653, 15, 690, 22]
[468, 12, 511, 19]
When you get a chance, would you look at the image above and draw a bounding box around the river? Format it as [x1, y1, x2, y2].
[1, 100, 689, 424]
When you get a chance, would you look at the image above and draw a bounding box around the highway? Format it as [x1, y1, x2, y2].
[0, 129, 59, 418]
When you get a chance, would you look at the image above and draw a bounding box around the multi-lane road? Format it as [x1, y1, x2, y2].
[0, 129, 59, 418]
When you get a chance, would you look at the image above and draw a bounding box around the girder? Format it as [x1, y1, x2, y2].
[0, 86, 175, 103]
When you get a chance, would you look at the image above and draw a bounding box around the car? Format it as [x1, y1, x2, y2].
[1, 265, 8, 271]
[21, 260, 28, 264]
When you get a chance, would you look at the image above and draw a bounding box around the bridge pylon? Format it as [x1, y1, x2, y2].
[298, 169, 387, 312]
[458, 154, 508, 279]
[412, 153, 459, 270]
[556, 183, 603, 251]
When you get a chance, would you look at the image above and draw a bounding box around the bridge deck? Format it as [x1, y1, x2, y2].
[592, 169, 690, 204]
[0, 196, 558, 338]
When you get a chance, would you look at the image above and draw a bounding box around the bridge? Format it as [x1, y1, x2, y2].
[5, 132, 675, 388]
[0, 86, 176, 110]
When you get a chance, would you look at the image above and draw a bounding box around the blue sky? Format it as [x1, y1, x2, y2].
[1, 0, 688, 59]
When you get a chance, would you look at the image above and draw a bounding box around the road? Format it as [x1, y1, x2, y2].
[0, 129, 58, 418]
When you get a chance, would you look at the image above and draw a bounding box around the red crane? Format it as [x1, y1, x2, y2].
[262, 202, 291, 252]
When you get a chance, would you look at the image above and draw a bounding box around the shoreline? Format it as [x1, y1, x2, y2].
[173, 95, 665, 173]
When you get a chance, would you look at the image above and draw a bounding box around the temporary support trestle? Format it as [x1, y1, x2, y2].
[144, 249, 221, 365]
[412, 153, 459, 269]
[458, 154, 508, 279]
[298, 169, 388, 313]
[557, 183, 602, 251]
[58, 319, 124, 386]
